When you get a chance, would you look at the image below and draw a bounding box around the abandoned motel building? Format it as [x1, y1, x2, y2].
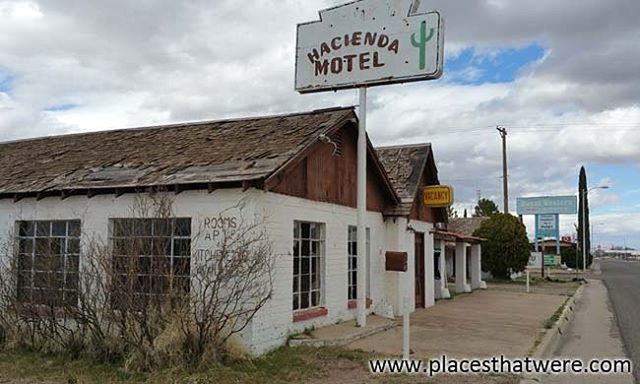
[0, 107, 486, 354]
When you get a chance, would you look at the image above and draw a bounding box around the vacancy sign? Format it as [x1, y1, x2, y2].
[295, 0, 444, 93]
[423, 185, 454, 207]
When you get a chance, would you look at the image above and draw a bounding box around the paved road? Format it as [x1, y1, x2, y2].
[599, 260, 640, 383]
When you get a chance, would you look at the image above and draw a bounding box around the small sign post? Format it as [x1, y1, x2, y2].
[296, 0, 445, 328]
[403, 296, 411, 360]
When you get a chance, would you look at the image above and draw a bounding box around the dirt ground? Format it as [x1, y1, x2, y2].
[487, 278, 580, 297]
[0, 282, 578, 384]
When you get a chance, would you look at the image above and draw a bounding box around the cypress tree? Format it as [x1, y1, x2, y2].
[578, 166, 591, 267]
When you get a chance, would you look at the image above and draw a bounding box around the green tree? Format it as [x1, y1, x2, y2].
[577, 166, 591, 268]
[473, 198, 500, 217]
[473, 214, 530, 279]
[560, 243, 579, 269]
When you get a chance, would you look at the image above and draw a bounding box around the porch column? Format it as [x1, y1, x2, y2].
[470, 243, 487, 290]
[455, 241, 471, 293]
[424, 230, 436, 308]
[436, 239, 450, 299]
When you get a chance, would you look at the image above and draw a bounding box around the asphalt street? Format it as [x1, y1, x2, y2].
[599, 260, 640, 383]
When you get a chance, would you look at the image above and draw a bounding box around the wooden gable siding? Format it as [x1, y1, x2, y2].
[410, 153, 440, 223]
[272, 126, 390, 212]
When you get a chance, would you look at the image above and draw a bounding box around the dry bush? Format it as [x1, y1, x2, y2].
[0, 192, 274, 371]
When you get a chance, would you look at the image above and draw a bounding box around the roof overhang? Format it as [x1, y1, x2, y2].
[432, 229, 486, 244]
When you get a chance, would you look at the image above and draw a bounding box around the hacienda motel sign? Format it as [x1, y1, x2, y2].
[295, 0, 445, 335]
[295, 0, 444, 92]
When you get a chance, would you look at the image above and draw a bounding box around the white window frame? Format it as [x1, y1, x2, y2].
[109, 218, 191, 303]
[15, 219, 81, 307]
[293, 221, 325, 311]
[347, 226, 370, 301]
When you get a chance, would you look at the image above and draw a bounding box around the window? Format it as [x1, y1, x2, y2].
[16, 220, 81, 307]
[110, 218, 191, 303]
[347, 226, 370, 301]
[293, 221, 324, 311]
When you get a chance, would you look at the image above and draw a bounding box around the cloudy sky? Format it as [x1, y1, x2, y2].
[1, 0, 639, 248]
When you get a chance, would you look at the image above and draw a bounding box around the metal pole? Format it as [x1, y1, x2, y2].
[357, 87, 367, 327]
[403, 297, 410, 360]
[541, 238, 545, 279]
[526, 270, 530, 293]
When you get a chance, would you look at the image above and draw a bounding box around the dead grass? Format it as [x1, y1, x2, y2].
[0, 347, 370, 384]
[0, 347, 520, 384]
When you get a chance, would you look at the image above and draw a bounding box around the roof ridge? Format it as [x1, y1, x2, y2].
[376, 142, 432, 150]
[0, 106, 356, 146]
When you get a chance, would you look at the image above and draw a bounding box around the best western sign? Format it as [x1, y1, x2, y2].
[423, 185, 454, 207]
[295, 0, 444, 93]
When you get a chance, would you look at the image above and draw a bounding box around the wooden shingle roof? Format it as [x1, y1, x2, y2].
[0, 107, 358, 199]
[448, 217, 488, 237]
[376, 143, 432, 202]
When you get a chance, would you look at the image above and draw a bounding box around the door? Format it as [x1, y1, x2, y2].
[415, 232, 425, 308]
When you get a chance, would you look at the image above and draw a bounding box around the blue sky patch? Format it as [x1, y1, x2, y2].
[0, 69, 14, 93]
[588, 163, 640, 214]
[444, 43, 546, 85]
[44, 103, 79, 112]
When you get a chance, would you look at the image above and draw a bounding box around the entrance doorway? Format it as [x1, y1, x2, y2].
[415, 232, 425, 308]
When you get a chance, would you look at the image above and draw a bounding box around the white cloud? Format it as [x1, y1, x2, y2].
[0, 1, 43, 22]
[0, 0, 640, 246]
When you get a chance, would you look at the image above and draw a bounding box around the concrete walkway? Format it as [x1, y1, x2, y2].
[540, 279, 634, 384]
[288, 315, 396, 347]
[347, 289, 567, 358]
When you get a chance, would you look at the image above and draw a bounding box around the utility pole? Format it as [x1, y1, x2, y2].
[497, 126, 509, 213]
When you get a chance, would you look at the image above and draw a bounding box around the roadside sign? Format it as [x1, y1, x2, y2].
[295, 0, 444, 93]
[544, 255, 556, 267]
[423, 185, 454, 207]
[516, 196, 578, 215]
[538, 215, 556, 230]
[536, 214, 558, 239]
[561, 236, 572, 243]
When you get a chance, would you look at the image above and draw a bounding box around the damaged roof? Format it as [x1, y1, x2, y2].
[0, 107, 358, 197]
[376, 143, 433, 202]
[448, 217, 488, 237]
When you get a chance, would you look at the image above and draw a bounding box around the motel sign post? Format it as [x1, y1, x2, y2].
[296, 0, 444, 330]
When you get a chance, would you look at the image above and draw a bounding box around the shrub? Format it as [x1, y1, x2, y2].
[473, 213, 531, 279]
[560, 246, 579, 269]
[0, 193, 274, 371]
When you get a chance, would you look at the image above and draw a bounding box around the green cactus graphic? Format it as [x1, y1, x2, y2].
[411, 20, 435, 70]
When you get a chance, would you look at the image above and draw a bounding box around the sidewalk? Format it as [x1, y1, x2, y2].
[535, 279, 634, 384]
[346, 286, 570, 358]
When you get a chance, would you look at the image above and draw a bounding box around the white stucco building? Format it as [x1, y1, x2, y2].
[0, 107, 485, 354]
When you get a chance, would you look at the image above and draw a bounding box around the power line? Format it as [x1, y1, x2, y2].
[417, 123, 640, 137]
